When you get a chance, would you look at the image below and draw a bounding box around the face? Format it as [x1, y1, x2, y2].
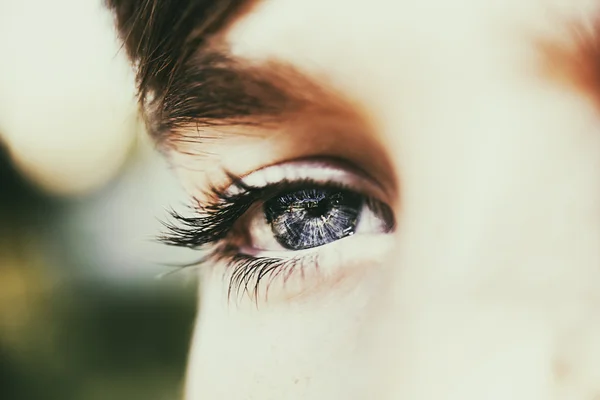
[121, 0, 600, 398]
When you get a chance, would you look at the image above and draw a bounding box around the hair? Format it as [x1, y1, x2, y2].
[105, 0, 249, 123]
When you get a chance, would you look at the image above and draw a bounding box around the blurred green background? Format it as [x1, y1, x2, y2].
[0, 142, 197, 400]
[0, 1, 198, 399]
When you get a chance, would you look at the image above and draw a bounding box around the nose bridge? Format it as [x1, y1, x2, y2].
[367, 79, 600, 399]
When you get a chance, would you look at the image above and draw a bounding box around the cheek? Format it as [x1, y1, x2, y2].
[184, 264, 386, 400]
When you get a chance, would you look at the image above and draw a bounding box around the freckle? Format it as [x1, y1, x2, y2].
[552, 358, 570, 382]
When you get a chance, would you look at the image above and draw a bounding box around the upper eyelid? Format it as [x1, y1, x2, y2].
[220, 159, 390, 201]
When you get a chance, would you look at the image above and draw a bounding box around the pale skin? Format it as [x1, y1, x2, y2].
[152, 0, 600, 398]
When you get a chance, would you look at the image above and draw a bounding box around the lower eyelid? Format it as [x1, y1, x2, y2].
[222, 233, 394, 305]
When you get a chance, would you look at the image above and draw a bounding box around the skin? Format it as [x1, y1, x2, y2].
[161, 0, 600, 398]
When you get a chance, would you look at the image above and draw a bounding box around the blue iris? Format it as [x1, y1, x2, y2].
[264, 188, 363, 250]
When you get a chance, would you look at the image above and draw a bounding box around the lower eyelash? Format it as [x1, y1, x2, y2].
[212, 248, 318, 304]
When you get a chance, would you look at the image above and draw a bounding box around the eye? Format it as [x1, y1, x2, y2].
[232, 161, 394, 254]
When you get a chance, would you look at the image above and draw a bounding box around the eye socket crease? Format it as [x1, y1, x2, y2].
[158, 52, 399, 210]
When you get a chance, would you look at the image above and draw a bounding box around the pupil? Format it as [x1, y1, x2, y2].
[264, 188, 363, 250]
[304, 198, 330, 218]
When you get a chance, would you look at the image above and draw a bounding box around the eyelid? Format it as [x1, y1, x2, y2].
[226, 159, 390, 203]
[222, 233, 395, 304]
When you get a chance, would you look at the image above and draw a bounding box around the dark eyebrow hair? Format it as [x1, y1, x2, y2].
[106, 0, 280, 138]
[107, 1, 348, 146]
[148, 50, 309, 143]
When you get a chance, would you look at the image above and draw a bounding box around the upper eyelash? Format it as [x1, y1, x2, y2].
[159, 177, 259, 249]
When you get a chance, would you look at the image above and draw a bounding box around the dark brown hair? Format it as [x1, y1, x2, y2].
[106, 1, 250, 130]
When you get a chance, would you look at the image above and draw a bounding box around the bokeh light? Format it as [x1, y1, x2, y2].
[0, 0, 137, 195]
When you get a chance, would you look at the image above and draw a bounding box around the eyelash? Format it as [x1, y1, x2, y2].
[160, 174, 260, 249]
[212, 249, 314, 303]
[159, 172, 389, 301]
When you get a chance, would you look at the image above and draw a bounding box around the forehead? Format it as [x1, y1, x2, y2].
[227, 0, 594, 56]
[223, 0, 597, 112]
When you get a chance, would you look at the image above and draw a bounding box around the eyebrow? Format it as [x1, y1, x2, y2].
[106, 0, 279, 140]
[149, 50, 311, 144]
